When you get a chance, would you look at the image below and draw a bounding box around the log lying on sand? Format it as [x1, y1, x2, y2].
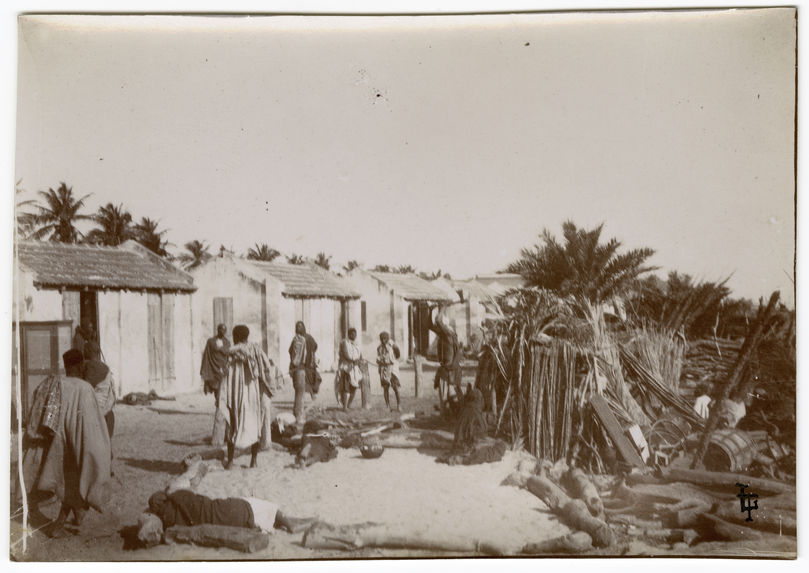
[661, 467, 795, 496]
[301, 522, 509, 555]
[712, 504, 797, 536]
[164, 524, 270, 553]
[522, 531, 592, 555]
[564, 468, 604, 518]
[698, 513, 763, 543]
[526, 475, 570, 511]
[561, 499, 613, 548]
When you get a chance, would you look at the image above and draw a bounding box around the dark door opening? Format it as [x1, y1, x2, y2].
[79, 291, 99, 340]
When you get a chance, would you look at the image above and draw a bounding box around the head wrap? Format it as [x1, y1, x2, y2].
[63, 349, 84, 370]
[148, 491, 169, 515]
[295, 321, 306, 336]
[232, 324, 250, 344]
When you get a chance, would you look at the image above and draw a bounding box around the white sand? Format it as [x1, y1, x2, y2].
[196, 446, 569, 554]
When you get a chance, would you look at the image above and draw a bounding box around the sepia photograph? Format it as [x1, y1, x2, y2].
[7, 4, 798, 564]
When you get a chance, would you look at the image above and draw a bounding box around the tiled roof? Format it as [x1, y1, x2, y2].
[237, 259, 360, 299]
[17, 240, 196, 292]
[368, 272, 454, 302]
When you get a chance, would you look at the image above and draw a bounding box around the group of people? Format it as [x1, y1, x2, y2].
[335, 327, 403, 412]
[22, 324, 117, 538]
[199, 319, 423, 466]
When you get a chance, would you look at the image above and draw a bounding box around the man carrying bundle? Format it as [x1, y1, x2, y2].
[430, 307, 464, 416]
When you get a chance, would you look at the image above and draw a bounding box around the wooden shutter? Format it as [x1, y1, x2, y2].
[162, 294, 175, 382]
[213, 297, 233, 336]
[147, 293, 162, 384]
[62, 291, 81, 331]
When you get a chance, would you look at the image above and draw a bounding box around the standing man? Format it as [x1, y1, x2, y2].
[25, 350, 111, 537]
[430, 307, 463, 415]
[377, 331, 401, 411]
[289, 321, 318, 427]
[81, 341, 116, 471]
[200, 324, 230, 445]
[338, 328, 363, 411]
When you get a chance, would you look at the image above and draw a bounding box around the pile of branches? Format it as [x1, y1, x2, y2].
[476, 289, 691, 472]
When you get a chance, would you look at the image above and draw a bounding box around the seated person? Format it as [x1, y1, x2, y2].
[147, 489, 316, 534]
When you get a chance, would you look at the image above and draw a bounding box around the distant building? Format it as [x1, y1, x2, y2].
[472, 273, 525, 295]
[13, 240, 197, 417]
[347, 270, 457, 361]
[191, 256, 360, 373]
[449, 279, 502, 349]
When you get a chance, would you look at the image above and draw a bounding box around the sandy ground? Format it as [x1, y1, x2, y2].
[10, 363, 796, 561]
[11, 364, 571, 561]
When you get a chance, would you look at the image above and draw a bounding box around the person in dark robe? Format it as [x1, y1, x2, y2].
[453, 387, 488, 452]
[71, 323, 93, 356]
[200, 324, 231, 445]
[80, 341, 116, 471]
[24, 349, 111, 538]
[147, 489, 316, 534]
[288, 321, 319, 426]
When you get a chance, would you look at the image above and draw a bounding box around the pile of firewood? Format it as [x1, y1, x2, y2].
[502, 458, 796, 555]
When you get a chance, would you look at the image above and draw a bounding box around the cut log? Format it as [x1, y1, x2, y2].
[698, 513, 763, 543]
[301, 522, 509, 555]
[712, 504, 797, 536]
[526, 475, 571, 511]
[164, 524, 270, 553]
[521, 531, 592, 554]
[560, 499, 613, 548]
[660, 467, 795, 496]
[563, 468, 605, 518]
[607, 514, 664, 530]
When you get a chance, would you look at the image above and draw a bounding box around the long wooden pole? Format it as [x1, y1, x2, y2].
[690, 291, 780, 469]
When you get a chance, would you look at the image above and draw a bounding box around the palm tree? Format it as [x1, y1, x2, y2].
[25, 182, 92, 243]
[246, 243, 281, 262]
[86, 203, 134, 246]
[14, 179, 38, 238]
[394, 264, 417, 274]
[133, 217, 169, 256]
[286, 254, 306, 265]
[343, 260, 363, 273]
[178, 240, 212, 270]
[314, 252, 332, 270]
[506, 220, 656, 304]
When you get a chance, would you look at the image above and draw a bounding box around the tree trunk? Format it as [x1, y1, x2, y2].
[164, 524, 270, 553]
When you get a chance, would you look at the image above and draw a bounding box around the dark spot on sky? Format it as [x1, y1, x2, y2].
[376, 93, 382, 98]
[757, 94, 760, 99]
[99, 158, 103, 161]
[525, 42, 530, 46]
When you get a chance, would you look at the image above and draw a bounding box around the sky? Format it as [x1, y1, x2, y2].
[14, 9, 796, 306]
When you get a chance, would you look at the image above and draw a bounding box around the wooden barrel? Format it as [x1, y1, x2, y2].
[705, 429, 757, 472]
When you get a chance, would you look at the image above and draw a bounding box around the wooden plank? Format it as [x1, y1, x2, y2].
[162, 293, 175, 383]
[589, 394, 645, 468]
[165, 524, 270, 553]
